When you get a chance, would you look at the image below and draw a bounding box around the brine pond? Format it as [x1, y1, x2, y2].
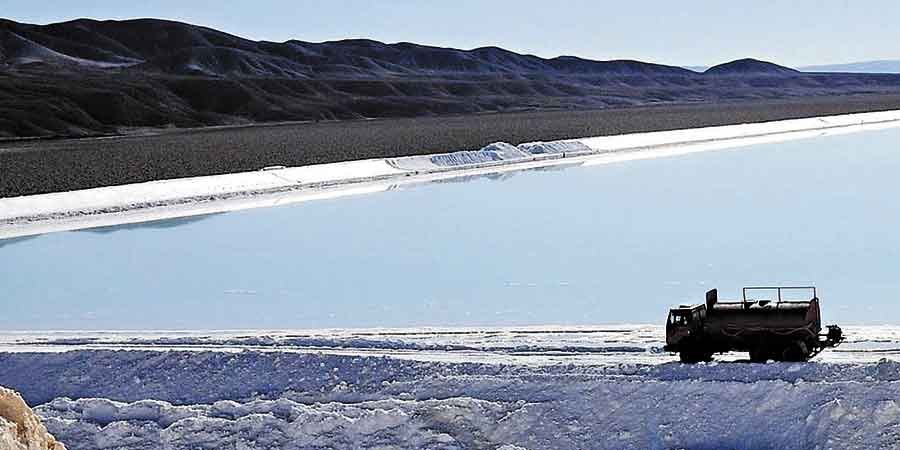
[3, 127, 900, 330]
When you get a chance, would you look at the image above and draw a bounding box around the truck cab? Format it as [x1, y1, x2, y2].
[665, 304, 706, 350]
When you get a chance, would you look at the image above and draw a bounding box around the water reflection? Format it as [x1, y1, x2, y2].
[0, 236, 36, 249]
[420, 162, 584, 186]
[79, 214, 220, 234]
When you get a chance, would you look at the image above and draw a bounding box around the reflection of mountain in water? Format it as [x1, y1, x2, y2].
[428, 161, 585, 186]
[0, 235, 37, 248]
[81, 214, 220, 234]
[431, 172, 517, 185]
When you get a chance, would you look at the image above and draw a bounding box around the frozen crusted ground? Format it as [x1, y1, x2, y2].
[2, 326, 900, 449]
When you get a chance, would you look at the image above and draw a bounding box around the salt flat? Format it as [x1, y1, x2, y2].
[2, 326, 900, 449]
[2, 325, 897, 365]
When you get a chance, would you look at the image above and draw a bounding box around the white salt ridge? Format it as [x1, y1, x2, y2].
[2, 347, 900, 449]
[518, 140, 592, 154]
[389, 142, 530, 170]
[35, 381, 900, 450]
[3, 109, 900, 239]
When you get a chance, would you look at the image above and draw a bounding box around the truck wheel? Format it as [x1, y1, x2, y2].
[782, 341, 809, 362]
[679, 348, 700, 363]
[749, 347, 768, 363]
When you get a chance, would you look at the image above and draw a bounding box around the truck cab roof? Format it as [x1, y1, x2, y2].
[671, 304, 704, 311]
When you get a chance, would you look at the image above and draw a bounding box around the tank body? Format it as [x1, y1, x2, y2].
[702, 299, 821, 351]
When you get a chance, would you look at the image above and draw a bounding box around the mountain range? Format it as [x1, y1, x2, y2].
[3, 18, 900, 138]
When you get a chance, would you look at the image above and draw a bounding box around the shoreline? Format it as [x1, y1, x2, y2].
[3, 109, 900, 239]
[6, 95, 900, 198]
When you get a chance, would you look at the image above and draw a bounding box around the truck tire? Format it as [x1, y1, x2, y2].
[749, 347, 769, 363]
[679, 347, 712, 363]
[782, 341, 809, 362]
[679, 348, 700, 363]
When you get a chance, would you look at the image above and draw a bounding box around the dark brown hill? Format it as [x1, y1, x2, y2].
[705, 58, 800, 76]
[2, 18, 900, 138]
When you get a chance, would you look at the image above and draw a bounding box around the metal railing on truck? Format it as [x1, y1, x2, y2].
[741, 286, 817, 303]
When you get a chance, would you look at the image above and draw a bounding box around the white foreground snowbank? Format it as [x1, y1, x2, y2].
[33, 378, 900, 450]
[0, 386, 66, 450]
[3, 109, 900, 239]
[3, 349, 900, 450]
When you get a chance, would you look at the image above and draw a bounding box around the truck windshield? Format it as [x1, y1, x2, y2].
[669, 312, 690, 326]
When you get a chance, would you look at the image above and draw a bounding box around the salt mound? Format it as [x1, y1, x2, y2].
[0, 387, 66, 450]
[387, 142, 530, 171]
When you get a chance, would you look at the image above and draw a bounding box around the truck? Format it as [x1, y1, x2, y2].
[664, 286, 843, 363]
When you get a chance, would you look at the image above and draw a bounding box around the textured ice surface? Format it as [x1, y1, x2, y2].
[4, 326, 900, 449]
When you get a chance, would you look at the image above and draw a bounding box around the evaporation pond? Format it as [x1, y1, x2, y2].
[3, 128, 900, 329]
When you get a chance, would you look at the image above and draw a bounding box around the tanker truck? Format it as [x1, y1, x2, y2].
[664, 286, 843, 363]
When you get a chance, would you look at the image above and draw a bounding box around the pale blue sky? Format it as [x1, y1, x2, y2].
[4, 1, 897, 71]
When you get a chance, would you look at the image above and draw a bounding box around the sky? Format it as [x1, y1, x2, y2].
[3, 1, 899, 71]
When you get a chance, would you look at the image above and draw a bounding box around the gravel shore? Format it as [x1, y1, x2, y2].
[3, 95, 900, 197]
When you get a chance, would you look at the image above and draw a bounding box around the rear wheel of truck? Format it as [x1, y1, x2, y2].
[749, 346, 769, 363]
[781, 341, 809, 362]
[679, 350, 697, 363]
[679, 347, 711, 363]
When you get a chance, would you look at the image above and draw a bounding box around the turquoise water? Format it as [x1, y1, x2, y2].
[3, 128, 900, 330]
